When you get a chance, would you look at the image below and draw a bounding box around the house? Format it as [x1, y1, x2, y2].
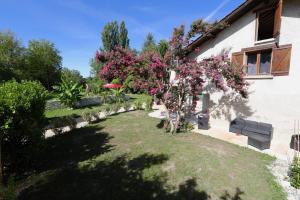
[188, 0, 300, 154]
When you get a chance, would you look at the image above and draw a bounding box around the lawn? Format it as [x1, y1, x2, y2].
[17, 111, 286, 200]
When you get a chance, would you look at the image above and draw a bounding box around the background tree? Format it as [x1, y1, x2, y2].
[101, 21, 120, 51]
[25, 40, 62, 90]
[61, 67, 83, 84]
[156, 40, 169, 58]
[89, 57, 103, 77]
[141, 33, 156, 53]
[0, 31, 26, 81]
[119, 21, 130, 49]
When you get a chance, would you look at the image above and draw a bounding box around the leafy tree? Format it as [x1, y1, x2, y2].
[101, 21, 119, 51]
[156, 40, 169, 58]
[61, 67, 83, 84]
[0, 31, 25, 81]
[142, 33, 156, 53]
[25, 40, 62, 90]
[119, 21, 130, 49]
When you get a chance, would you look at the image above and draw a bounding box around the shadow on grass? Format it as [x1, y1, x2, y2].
[19, 152, 244, 200]
[18, 126, 114, 178]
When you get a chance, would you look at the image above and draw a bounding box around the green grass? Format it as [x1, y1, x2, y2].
[45, 93, 150, 119]
[18, 111, 286, 200]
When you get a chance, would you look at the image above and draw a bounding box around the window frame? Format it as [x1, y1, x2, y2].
[255, 8, 276, 42]
[245, 49, 273, 76]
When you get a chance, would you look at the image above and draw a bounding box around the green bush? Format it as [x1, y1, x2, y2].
[111, 103, 121, 113]
[86, 77, 104, 95]
[144, 97, 153, 111]
[290, 156, 300, 189]
[0, 80, 47, 182]
[54, 78, 83, 108]
[122, 102, 131, 112]
[133, 100, 143, 110]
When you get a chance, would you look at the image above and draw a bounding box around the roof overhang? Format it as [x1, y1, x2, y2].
[186, 0, 268, 53]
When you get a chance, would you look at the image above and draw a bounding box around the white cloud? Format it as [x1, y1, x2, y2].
[205, 0, 232, 21]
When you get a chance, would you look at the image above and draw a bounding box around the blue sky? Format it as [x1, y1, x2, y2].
[0, 0, 244, 77]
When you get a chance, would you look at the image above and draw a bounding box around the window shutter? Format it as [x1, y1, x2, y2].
[273, 0, 282, 37]
[271, 45, 292, 76]
[231, 52, 244, 71]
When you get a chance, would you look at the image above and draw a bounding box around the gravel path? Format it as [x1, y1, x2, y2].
[269, 158, 300, 200]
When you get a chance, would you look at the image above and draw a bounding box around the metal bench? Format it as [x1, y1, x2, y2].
[229, 118, 273, 150]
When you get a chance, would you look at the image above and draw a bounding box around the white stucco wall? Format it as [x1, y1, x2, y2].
[193, 0, 300, 149]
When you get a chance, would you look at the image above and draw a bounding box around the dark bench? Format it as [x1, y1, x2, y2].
[229, 118, 273, 150]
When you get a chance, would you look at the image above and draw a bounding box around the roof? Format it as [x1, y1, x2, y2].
[187, 0, 264, 52]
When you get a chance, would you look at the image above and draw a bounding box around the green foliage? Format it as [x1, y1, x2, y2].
[156, 40, 169, 58]
[0, 31, 25, 82]
[122, 102, 131, 112]
[101, 91, 111, 104]
[82, 111, 98, 123]
[119, 21, 130, 49]
[111, 77, 121, 84]
[86, 77, 104, 95]
[142, 33, 156, 53]
[0, 80, 47, 180]
[50, 116, 77, 135]
[111, 103, 121, 113]
[123, 74, 134, 92]
[111, 87, 125, 103]
[54, 78, 83, 108]
[25, 39, 62, 90]
[101, 21, 130, 52]
[133, 100, 143, 110]
[89, 58, 103, 77]
[290, 156, 300, 189]
[101, 21, 120, 51]
[0, 176, 17, 200]
[144, 97, 153, 111]
[61, 68, 83, 84]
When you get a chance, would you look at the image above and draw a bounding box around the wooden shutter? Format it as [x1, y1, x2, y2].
[231, 52, 244, 71]
[273, 0, 282, 37]
[271, 45, 292, 76]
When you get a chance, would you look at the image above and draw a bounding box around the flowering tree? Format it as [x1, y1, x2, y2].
[96, 18, 248, 134]
[97, 47, 139, 83]
[153, 22, 248, 134]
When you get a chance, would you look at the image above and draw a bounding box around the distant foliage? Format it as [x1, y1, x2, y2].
[86, 77, 104, 95]
[0, 80, 47, 183]
[119, 21, 130, 49]
[101, 21, 130, 52]
[142, 33, 156, 53]
[25, 39, 62, 90]
[54, 78, 83, 108]
[61, 68, 83, 84]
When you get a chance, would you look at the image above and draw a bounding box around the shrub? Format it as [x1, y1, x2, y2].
[290, 156, 300, 189]
[123, 102, 131, 112]
[133, 100, 143, 110]
[103, 104, 112, 115]
[144, 97, 153, 111]
[54, 78, 83, 108]
[0, 80, 47, 183]
[111, 103, 121, 113]
[82, 111, 99, 123]
[51, 116, 77, 134]
[86, 78, 104, 95]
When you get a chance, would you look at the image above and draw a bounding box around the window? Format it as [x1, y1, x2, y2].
[246, 50, 272, 75]
[257, 9, 275, 41]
